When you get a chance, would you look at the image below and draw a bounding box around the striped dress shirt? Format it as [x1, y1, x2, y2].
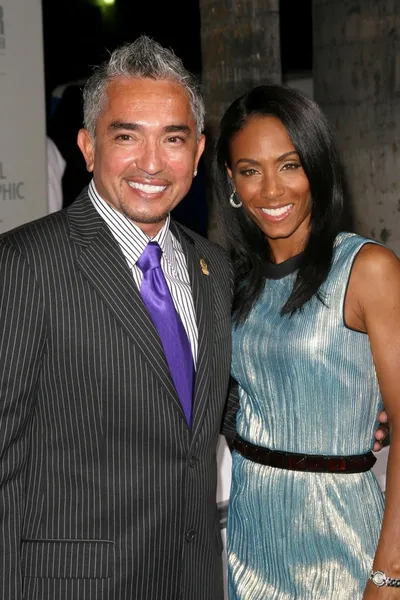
[89, 179, 198, 364]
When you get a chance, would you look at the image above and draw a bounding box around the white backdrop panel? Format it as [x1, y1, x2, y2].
[0, 0, 47, 234]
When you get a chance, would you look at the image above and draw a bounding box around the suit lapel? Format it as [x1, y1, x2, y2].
[171, 223, 215, 439]
[68, 192, 183, 416]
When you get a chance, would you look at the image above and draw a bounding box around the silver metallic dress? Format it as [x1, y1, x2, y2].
[227, 233, 385, 599]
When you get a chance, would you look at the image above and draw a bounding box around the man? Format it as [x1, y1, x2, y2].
[0, 36, 236, 599]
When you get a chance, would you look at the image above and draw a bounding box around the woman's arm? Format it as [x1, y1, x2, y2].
[346, 243, 400, 599]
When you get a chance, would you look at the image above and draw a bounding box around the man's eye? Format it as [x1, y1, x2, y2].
[116, 134, 132, 141]
[167, 136, 184, 144]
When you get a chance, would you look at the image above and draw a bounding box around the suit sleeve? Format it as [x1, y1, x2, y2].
[219, 252, 239, 442]
[0, 240, 46, 598]
[220, 378, 239, 443]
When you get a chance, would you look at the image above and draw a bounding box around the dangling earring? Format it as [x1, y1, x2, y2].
[229, 190, 242, 209]
[193, 170, 198, 177]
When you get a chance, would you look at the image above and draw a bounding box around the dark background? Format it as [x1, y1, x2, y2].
[41, 0, 312, 121]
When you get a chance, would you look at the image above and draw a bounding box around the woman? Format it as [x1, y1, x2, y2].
[213, 85, 400, 599]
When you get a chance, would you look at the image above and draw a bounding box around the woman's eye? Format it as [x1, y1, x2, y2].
[240, 168, 258, 176]
[282, 162, 301, 170]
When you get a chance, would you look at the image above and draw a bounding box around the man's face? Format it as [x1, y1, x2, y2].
[78, 77, 205, 236]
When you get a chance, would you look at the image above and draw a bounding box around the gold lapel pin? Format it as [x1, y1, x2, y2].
[200, 258, 209, 276]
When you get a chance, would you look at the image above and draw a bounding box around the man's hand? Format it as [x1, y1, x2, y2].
[373, 408, 389, 452]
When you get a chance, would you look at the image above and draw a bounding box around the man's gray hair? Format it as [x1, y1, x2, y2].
[82, 35, 205, 139]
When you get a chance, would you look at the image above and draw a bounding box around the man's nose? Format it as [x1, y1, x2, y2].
[135, 141, 166, 175]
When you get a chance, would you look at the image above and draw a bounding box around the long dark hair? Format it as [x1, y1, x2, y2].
[212, 85, 345, 324]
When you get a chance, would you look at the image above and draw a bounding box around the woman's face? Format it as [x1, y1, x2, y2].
[227, 115, 312, 259]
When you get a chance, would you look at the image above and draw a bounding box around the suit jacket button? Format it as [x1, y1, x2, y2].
[186, 529, 197, 542]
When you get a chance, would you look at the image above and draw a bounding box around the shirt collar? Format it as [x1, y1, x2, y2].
[88, 179, 178, 273]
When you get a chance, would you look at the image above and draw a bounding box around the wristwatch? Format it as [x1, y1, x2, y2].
[370, 570, 400, 587]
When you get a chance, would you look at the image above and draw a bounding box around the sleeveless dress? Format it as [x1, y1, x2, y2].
[227, 233, 385, 600]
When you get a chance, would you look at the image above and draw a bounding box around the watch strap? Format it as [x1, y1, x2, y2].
[370, 570, 400, 587]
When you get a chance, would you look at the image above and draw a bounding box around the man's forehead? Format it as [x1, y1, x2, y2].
[106, 76, 190, 102]
[101, 77, 196, 129]
[106, 76, 190, 105]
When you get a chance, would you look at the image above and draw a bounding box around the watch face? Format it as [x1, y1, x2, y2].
[372, 571, 387, 587]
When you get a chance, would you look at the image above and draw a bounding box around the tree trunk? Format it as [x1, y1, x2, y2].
[200, 0, 281, 136]
[199, 0, 282, 240]
[313, 0, 400, 252]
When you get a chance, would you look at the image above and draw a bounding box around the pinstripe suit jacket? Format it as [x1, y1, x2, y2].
[0, 189, 236, 600]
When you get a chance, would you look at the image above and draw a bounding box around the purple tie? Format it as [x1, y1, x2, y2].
[137, 242, 194, 426]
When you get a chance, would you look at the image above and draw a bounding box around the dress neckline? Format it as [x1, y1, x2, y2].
[265, 251, 304, 280]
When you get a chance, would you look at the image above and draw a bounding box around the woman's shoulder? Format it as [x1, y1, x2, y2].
[352, 240, 400, 282]
[333, 231, 392, 263]
[346, 237, 400, 329]
[334, 231, 397, 264]
[334, 231, 376, 250]
[324, 232, 399, 291]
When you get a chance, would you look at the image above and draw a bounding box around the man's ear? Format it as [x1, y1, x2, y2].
[77, 128, 95, 173]
[194, 133, 206, 171]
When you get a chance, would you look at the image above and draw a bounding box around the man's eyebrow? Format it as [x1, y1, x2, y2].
[108, 121, 141, 132]
[163, 124, 191, 135]
[107, 122, 192, 135]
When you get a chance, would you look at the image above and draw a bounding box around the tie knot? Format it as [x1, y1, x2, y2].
[137, 242, 162, 273]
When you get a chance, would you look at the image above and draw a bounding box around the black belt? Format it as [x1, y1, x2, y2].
[232, 436, 376, 473]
